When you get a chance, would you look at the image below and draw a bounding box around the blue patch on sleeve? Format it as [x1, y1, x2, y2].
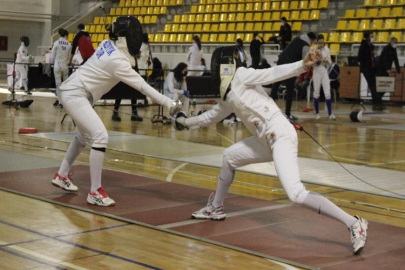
[96, 48, 105, 59]
[103, 40, 116, 56]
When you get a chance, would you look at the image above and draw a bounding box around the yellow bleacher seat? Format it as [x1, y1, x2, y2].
[176, 34, 184, 43]
[190, 6, 197, 13]
[236, 3, 244, 12]
[195, 14, 203, 22]
[236, 13, 244, 21]
[185, 33, 193, 42]
[228, 13, 236, 21]
[236, 23, 245, 31]
[150, 0, 156, 5]
[375, 0, 385, 5]
[169, 34, 177, 42]
[380, 8, 390, 17]
[310, 10, 320, 20]
[213, 4, 221, 12]
[262, 2, 270, 11]
[68, 33, 74, 42]
[372, 19, 383, 29]
[172, 24, 179, 32]
[203, 14, 211, 22]
[211, 14, 220, 22]
[148, 7, 155, 15]
[120, 0, 125, 6]
[179, 24, 186, 32]
[149, 34, 154, 42]
[339, 32, 351, 42]
[161, 7, 167, 14]
[393, 7, 403, 17]
[138, 16, 144, 23]
[106, 17, 112, 24]
[110, 7, 116, 15]
[329, 33, 339, 42]
[188, 14, 196, 22]
[201, 33, 209, 42]
[309, 0, 318, 9]
[211, 24, 219, 32]
[91, 35, 97, 42]
[300, 11, 310, 20]
[385, 19, 396, 29]
[300, 1, 308, 9]
[125, 0, 131, 5]
[356, 9, 366, 18]
[367, 8, 378, 17]
[345, 9, 355, 18]
[281, 12, 290, 20]
[254, 13, 262, 21]
[319, 0, 328, 8]
[165, 24, 171, 32]
[329, 44, 340, 55]
[290, 1, 299, 9]
[254, 22, 263, 31]
[181, 15, 188, 22]
[226, 34, 236, 43]
[218, 13, 226, 22]
[187, 24, 194, 32]
[122, 7, 128, 15]
[246, 22, 254, 31]
[271, 2, 280, 10]
[151, 16, 157, 23]
[209, 34, 218, 43]
[398, 18, 405, 28]
[319, 32, 328, 40]
[95, 25, 102, 32]
[128, 7, 134, 15]
[137, 0, 143, 5]
[387, 0, 397, 4]
[273, 22, 281, 31]
[112, 16, 118, 21]
[218, 34, 226, 42]
[154, 34, 162, 42]
[99, 17, 105, 24]
[376, 31, 389, 42]
[263, 22, 272, 31]
[176, 0, 183, 5]
[262, 12, 271, 21]
[227, 23, 236, 31]
[202, 23, 210, 32]
[360, 19, 370, 30]
[140, 7, 147, 14]
[194, 24, 202, 32]
[348, 20, 358, 30]
[229, 4, 236, 12]
[391, 31, 402, 41]
[235, 33, 244, 40]
[292, 22, 302, 31]
[97, 34, 104, 42]
[352, 32, 363, 42]
[221, 4, 228, 12]
[272, 12, 281, 20]
[116, 8, 122, 15]
[280, 1, 289, 10]
[161, 34, 169, 43]
[134, 7, 140, 15]
[85, 25, 90, 32]
[244, 33, 253, 43]
[205, 5, 212, 13]
[291, 11, 300, 20]
[200, 0, 205, 3]
[156, 0, 162, 5]
[245, 13, 253, 21]
[153, 7, 159, 14]
[162, 0, 169, 6]
[245, 3, 253, 11]
[197, 5, 204, 13]
[174, 15, 181, 23]
[145, 16, 152, 24]
[254, 3, 262, 11]
[363, 0, 373, 6]
[94, 17, 100, 24]
[219, 23, 227, 31]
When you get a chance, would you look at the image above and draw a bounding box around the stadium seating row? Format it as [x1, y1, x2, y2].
[326, 31, 403, 43]
[342, 7, 404, 19]
[119, 0, 183, 7]
[335, 18, 405, 30]
[361, 0, 405, 7]
[163, 22, 302, 32]
[110, 6, 167, 15]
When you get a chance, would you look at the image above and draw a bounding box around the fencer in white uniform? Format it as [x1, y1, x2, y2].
[16, 36, 30, 94]
[164, 62, 189, 114]
[174, 46, 368, 255]
[52, 28, 71, 98]
[187, 36, 203, 76]
[312, 34, 335, 120]
[137, 34, 150, 76]
[52, 17, 181, 207]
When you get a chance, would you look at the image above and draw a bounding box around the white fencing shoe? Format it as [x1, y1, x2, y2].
[329, 114, 336, 121]
[191, 193, 226, 221]
[87, 187, 115, 206]
[52, 173, 78, 191]
[315, 114, 321, 120]
[349, 215, 368, 255]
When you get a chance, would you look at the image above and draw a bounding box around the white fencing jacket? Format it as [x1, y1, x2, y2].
[60, 39, 172, 110]
[52, 37, 71, 65]
[16, 43, 29, 63]
[312, 46, 331, 75]
[185, 61, 306, 142]
[187, 43, 203, 68]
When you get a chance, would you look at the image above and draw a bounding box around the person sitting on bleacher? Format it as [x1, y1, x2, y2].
[164, 62, 190, 114]
[268, 17, 292, 51]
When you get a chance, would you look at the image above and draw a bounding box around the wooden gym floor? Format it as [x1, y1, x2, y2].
[0, 90, 405, 269]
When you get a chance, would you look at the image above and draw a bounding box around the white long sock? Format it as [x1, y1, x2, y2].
[302, 192, 357, 227]
[212, 158, 235, 208]
[90, 148, 105, 192]
[58, 137, 86, 177]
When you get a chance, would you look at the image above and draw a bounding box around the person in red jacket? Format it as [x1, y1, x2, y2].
[69, 24, 95, 65]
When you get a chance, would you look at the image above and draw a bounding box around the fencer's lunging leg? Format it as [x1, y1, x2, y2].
[212, 155, 235, 208]
[58, 136, 86, 177]
[90, 147, 105, 192]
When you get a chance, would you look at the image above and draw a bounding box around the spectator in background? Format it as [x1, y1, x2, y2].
[197, 58, 206, 76]
[45, 47, 52, 64]
[138, 33, 151, 76]
[258, 59, 272, 94]
[268, 17, 292, 50]
[376, 37, 400, 106]
[295, 68, 312, 100]
[329, 55, 340, 94]
[148, 57, 163, 82]
[187, 36, 203, 76]
[236, 38, 248, 67]
[69, 23, 95, 65]
[250, 33, 265, 68]
[164, 62, 190, 114]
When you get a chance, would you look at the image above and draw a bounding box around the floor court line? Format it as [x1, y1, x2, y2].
[166, 162, 188, 182]
[0, 220, 163, 270]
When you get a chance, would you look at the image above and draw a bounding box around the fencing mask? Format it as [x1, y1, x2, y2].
[350, 110, 363, 122]
[111, 16, 143, 56]
[20, 36, 29, 47]
[211, 45, 243, 100]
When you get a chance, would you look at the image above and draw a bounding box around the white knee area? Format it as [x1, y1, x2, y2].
[286, 186, 309, 205]
[222, 149, 237, 171]
[325, 93, 331, 99]
[313, 92, 320, 99]
[91, 129, 109, 148]
[76, 134, 90, 146]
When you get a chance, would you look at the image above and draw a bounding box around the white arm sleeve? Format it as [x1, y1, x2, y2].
[185, 102, 232, 128]
[237, 61, 305, 87]
[166, 72, 183, 94]
[114, 60, 173, 110]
